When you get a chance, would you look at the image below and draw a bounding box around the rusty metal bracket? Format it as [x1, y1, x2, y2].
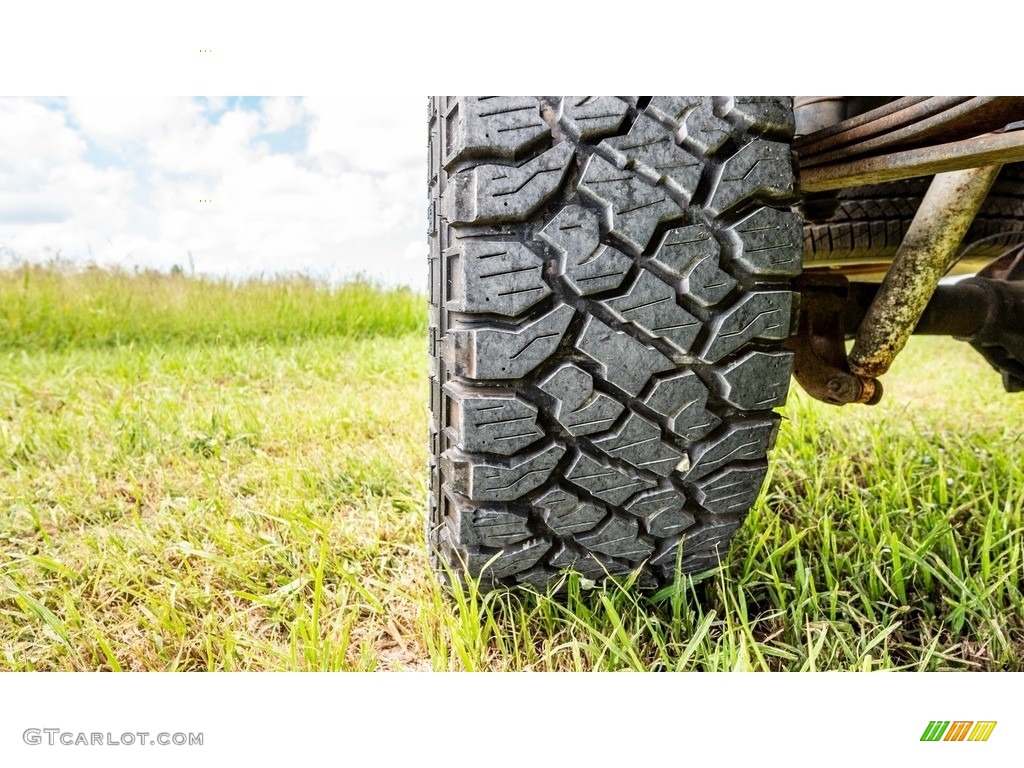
[847, 164, 1002, 379]
[799, 132, 1024, 193]
[794, 97, 957, 156]
[796, 96, 1024, 166]
[795, 96, 1024, 193]
[786, 276, 881, 406]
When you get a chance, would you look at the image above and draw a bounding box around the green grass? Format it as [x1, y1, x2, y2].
[1, 265, 1022, 670]
[0, 262, 424, 350]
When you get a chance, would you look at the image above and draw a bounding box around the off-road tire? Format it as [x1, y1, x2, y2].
[428, 96, 801, 591]
[804, 164, 1024, 263]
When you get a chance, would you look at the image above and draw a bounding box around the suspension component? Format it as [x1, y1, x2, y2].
[847, 164, 1001, 379]
[786, 276, 881, 406]
[793, 265, 1024, 405]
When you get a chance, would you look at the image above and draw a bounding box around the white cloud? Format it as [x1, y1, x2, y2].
[0, 96, 427, 286]
[203, 96, 228, 113]
[0, 99, 86, 185]
[304, 94, 426, 174]
[154, 157, 422, 270]
[146, 107, 266, 176]
[66, 96, 199, 144]
[262, 96, 304, 133]
[0, 99, 143, 260]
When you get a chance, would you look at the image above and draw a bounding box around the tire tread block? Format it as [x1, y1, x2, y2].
[444, 96, 550, 166]
[535, 485, 606, 536]
[445, 384, 544, 455]
[651, 224, 736, 307]
[562, 96, 632, 141]
[579, 154, 682, 255]
[601, 113, 704, 200]
[575, 514, 655, 561]
[447, 241, 551, 316]
[591, 412, 684, 477]
[515, 566, 560, 590]
[447, 496, 534, 548]
[682, 518, 743, 555]
[650, 517, 741, 568]
[576, 316, 675, 397]
[467, 537, 552, 580]
[707, 140, 795, 217]
[442, 443, 566, 502]
[538, 363, 624, 437]
[565, 450, 657, 506]
[722, 96, 795, 139]
[647, 97, 732, 157]
[684, 418, 777, 482]
[448, 303, 575, 380]
[732, 207, 802, 277]
[550, 543, 632, 579]
[448, 142, 575, 224]
[539, 204, 632, 296]
[700, 291, 792, 363]
[626, 487, 695, 537]
[691, 463, 768, 515]
[602, 271, 701, 355]
[642, 371, 721, 442]
[713, 350, 793, 410]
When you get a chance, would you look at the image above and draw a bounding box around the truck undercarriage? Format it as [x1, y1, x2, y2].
[791, 96, 1024, 404]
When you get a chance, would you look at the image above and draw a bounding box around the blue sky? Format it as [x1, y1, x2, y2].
[0, 96, 426, 287]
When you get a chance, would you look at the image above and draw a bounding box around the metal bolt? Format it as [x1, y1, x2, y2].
[826, 377, 851, 399]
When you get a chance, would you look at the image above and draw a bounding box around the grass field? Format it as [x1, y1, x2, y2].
[1, 265, 1022, 671]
